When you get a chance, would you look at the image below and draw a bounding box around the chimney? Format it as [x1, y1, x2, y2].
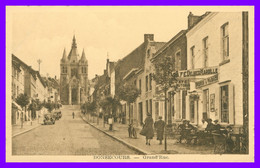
[144, 34, 154, 42]
[188, 12, 201, 29]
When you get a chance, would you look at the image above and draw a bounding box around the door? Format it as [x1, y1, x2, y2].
[138, 102, 143, 125]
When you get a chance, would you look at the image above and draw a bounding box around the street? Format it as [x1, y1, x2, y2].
[12, 105, 138, 155]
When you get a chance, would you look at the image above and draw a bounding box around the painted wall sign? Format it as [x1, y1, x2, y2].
[210, 94, 215, 112]
[177, 66, 218, 78]
[195, 74, 218, 88]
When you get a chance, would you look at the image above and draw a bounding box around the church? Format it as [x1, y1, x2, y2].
[60, 36, 89, 105]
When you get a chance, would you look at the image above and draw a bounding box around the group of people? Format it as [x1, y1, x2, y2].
[139, 114, 165, 145]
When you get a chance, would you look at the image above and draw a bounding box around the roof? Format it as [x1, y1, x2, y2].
[12, 54, 37, 80]
[114, 43, 146, 85]
[123, 68, 139, 81]
[152, 30, 187, 61]
[12, 54, 47, 87]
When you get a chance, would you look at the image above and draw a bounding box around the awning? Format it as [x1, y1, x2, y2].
[12, 101, 22, 111]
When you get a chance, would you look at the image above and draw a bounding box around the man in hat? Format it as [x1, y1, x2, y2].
[205, 118, 215, 133]
[213, 119, 221, 133]
[154, 116, 165, 145]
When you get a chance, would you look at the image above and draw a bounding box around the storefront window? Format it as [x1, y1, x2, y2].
[221, 85, 229, 123]
[190, 100, 195, 123]
[182, 91, 187, 119]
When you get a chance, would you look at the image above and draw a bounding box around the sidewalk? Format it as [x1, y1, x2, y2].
[12, 119, 41, 137]
[81, 114, 215, 155]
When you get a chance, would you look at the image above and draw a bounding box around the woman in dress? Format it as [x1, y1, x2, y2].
[140, 113, 154, 145]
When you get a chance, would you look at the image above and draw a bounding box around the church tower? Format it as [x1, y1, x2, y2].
[60, 35, 89, 105]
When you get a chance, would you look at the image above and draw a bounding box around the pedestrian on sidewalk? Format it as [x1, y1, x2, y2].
[140, 113, 154, 145]
[154, 116, 165, 145]
[72, 112, 75, 119]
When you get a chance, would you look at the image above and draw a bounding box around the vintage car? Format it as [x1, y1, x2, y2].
[43, 113, 55, 125]
[53, 111, 62, 120]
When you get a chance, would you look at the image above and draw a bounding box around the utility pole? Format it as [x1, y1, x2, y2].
[37, 59, 42, 73]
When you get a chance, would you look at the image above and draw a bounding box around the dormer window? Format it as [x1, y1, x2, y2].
[147, 49, 151, 58]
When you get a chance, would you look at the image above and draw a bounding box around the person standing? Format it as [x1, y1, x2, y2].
[72, 112, 75, 119]
[140, 113, 154, 145]
[154, 116, 165, 145]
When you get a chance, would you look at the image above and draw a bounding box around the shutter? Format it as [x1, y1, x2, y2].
[229, 83, 235, 124]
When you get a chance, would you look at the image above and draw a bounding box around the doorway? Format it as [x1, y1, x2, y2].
[72, 88, 77, 105]
[138, 102, 143, 125]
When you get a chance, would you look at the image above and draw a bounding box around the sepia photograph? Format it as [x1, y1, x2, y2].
[5, 6, 254, 162]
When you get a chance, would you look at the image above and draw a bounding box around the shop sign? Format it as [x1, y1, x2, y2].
[177, 66, 218, 78]
[177, 80, 190, 90]
[195, 74, 218, 88]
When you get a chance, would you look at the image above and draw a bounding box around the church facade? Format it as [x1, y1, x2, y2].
[60, 36, 89, 105]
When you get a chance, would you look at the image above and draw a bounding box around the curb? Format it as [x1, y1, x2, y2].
[80, 114, 150, 155]
[12, 124, 41, 138]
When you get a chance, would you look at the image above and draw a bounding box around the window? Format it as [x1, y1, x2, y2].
[147, 49, 151, 58]
[17, 72, 19, 81]
[190, 100, 195, 123]
[146, 100, 149, 115]
[139, 79, 142, 93]
[150, 99, 152, 116]
[203, 89, 209, 119]
[190, 46, 195, 69]
[221, 85, 229, 123]
[222, 23, 229, 61]
[155, 102, 159, 120]
[149, 73, 152, 90]
[203, 37, 209, 67]
[71, 68, 78, 77]
[82, 67, 86, 73]
[145, 75, 148, 92]
[175, 51, 181, 70]
[62, 66, 67, 74]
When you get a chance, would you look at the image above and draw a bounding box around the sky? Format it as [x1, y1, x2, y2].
[8, 6, 207, 79]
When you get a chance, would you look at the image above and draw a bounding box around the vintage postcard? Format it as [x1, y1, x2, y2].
[6, 6, 254, 162]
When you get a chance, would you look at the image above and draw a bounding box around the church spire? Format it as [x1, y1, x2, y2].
[68, 35, 79, 61]
[80, 49, 87, 62]
[72, 34, 77, 48]
[61, 48, 67, 62]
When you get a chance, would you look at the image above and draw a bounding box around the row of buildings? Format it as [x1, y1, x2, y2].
[89, 12, 249, 133]
[12, 54, 60, 125]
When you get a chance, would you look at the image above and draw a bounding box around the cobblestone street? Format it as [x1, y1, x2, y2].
[12, 106, 138, 155]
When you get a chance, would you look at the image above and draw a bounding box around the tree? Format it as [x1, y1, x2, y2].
[28, 100, 37, 119]
[15, 93, 30, 128]
[152, 55, 178, 151]
[118, 83, 140, 124]
[16, 93, 30, 110]
[44, 102, 54, 112]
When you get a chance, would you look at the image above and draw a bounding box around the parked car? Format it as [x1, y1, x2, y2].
[53, 111, 62, 120]
[43, 113, 55, 125]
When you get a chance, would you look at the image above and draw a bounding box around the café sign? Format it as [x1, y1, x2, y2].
[178, 66, 218, 78]
[195, 74, 218, 88]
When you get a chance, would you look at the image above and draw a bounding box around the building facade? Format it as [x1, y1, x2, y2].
[60, 36, 89, 105]
[184, 12, 248, 132]
[151, 30, 187, 123]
